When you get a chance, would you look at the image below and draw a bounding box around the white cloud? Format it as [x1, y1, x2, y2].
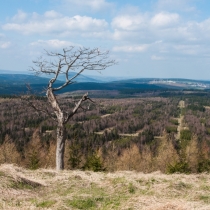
[156, 0, 195, 12]
[3, 13, 108, 35]
[170, 18, 210, 44]
[2, 5, 210, 63]
[30, 39, 76, 49]
[199, 18, 210, 33]
[173, 44, 201, 55]
[0, 42, 11, 49]
[151, 12, 179, 27]
[44, 10, 61, 19]
[151, 55, 165, 60]
[109, 9, 210, 59]
[111, 12, 180, 42]
[110, 9, 210, 48]
[112, 14, 147, 31]
[63, 0, 112, 11]
[11, 10, 28, 22]
[113, 45, 148, 52]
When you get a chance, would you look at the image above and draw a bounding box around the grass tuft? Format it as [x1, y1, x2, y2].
[66, 198, 97, 209]
[36, 200, 56, 208]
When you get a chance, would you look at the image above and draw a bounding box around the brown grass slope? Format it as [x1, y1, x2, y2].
[1, 164, 210, 210]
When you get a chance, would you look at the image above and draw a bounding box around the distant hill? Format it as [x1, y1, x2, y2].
[1, 70, 210, 95]
[0, 71, 100, 84]
[0, 69, 128, 83]
[0, 74, 51, 85]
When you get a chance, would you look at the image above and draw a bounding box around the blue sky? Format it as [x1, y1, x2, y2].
[0, 0, 210, 79]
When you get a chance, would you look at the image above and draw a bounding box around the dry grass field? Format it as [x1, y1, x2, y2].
[1, 164, 210, 210]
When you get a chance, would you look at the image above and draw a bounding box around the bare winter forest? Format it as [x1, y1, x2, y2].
[1, 93, 210, 173]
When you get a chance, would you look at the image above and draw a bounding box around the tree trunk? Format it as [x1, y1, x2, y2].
[46, 88, 67, 170]
[56, 123, 66, 170]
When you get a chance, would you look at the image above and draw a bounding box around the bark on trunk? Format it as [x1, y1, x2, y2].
[56, 123, 66, 170]
[47, 88, 67, 170]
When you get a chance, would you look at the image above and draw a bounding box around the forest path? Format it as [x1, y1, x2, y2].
[95, 113, 141, 136]
[95, 126, 140, 137]
[176, 100, 185, 140]
[101, 114, 111, 118]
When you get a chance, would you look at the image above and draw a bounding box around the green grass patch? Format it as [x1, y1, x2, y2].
[173, 181, 192, 190]
[200, 185, 210, 191]
[66, 198, 97, 209]
[136, 179, 144, 184]
[112, 177, 126, 185]
[128, 183, 136, 194]
[0, 171, 5, 176]
[36, 200, 56, 208]
[199, 195, 210, 203]
[10, 181, 34, 190]
[10, 178, 42, 190]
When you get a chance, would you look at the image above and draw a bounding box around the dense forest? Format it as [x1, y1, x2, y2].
[0, 92, 210, 173]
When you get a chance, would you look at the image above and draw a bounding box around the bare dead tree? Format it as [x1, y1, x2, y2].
[29, 46, 116, 170]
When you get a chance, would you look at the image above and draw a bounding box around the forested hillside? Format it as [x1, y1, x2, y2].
[1, 93, 210, 173]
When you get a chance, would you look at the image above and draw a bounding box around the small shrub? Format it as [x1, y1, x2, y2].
[83, 153, 105, 172]
[68, 143, 82, 169]
[128, 183, 136, 194]
[166, 126, 177, 133]
[180, 130, 192, 140]
[142, 130, 154, 144]
[28, 150, 40, 170]
[188, 105, 205, 112]
[198, 159, 210, 173]
[206, 128, 210, 135]
[200, 118, 206, 124]
[170, 119, 179, 125]
[167, 161, 191, 174]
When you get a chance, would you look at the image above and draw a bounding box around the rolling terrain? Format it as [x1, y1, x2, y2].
[1, 72, 210, 209]
[1, 70, 210, 96]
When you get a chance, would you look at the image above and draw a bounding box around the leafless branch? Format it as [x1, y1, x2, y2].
[64, 92, 94, 123]
[29, 46, 116, 125]
[28, 46, 116, 170]
[30, 46, 116, 92]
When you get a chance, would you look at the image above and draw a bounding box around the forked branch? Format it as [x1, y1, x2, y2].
[64, 92, 94, 123]
[30, 47, 116, 92]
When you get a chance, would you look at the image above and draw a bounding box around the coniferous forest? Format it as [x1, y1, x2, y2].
[1, 91, 210, 173]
